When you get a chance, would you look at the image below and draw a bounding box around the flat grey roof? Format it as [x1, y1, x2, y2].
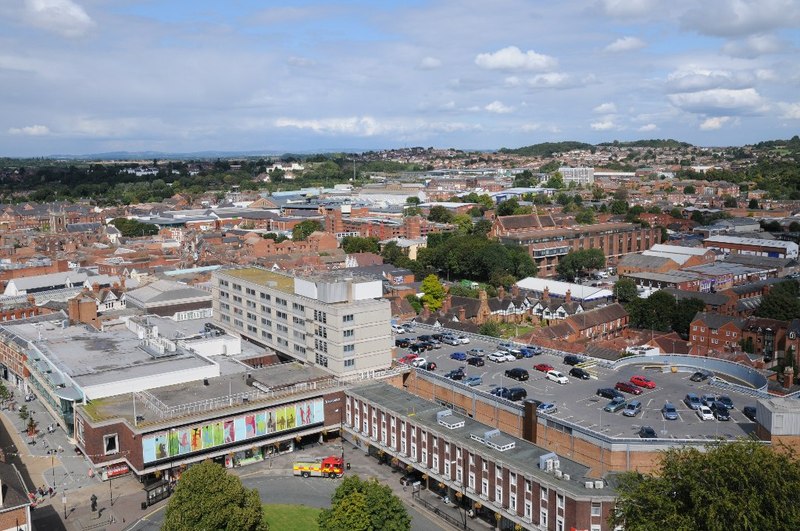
[349, 382, 614, 498]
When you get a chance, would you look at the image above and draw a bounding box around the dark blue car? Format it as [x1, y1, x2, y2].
[450, 351, 467, 361]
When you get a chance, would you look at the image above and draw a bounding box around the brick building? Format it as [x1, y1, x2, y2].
[689, 312, 744, 355]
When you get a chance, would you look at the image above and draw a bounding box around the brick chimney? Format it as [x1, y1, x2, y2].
[421, 302, 431, 320]
[511, 284, 519, 298]
[497, 286, 506, 300]
[441, 293, 452, 314]
[784, 366, 795, 389]
[565, 289, 572, 303]
[458, 307, 466, 322]
[543, 286, 550, 302]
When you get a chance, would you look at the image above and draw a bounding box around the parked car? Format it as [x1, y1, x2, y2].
[508, 387, 528, 401]
[402, 323, 416, 333]
[526, 345, 543, 355]
[690, 370, 712, 382]
[445, 368, 465, 380]
[432, 333, 445, 341]
[604, 397, 626, 412]
[505, 368, 529, 381]
[450, 351, 467, 361]
[696, 405, 714, 421]
[464, 376, 482, 387]
[597, 388, 624, 400]
[630, 375, 656, 389]
[615, 381, 643, 395]
[442, 336, 461, 346]
[537, 403, 557, 415]
[428, 340, 442, 349]
[546, 370, 569, 385]
[534, 363, 554, 373]
[498, 341, 516, 352]
[743, 406, 757, 421]
[400, 472, 424, 487]
[398, 354, 417, 365]
[467, 356, 485, 367]
[411, 357, 428, 367]
[622, 400, 642, 417]
[395, 338, 411, 348]
[503, 352, 517, 362]
[701, 394, 717, 407]
[715, 395, 734, 410]
[684, 393, 701, 410]
[569, 367, 591, 380]
[457, 335, 470, 344]
[488, 351, 508, 363]
[563, 355, 581, 366]
[518, 348, 536, 358]
[468, 348, 486, 357]
[417, 334, 432, 342]
[391, 324, 405, 334]
[661, 402, 679, 420]
[638, 426, 657, 439]
[491, 387, 511, 399]
[710, 401, 730, 421]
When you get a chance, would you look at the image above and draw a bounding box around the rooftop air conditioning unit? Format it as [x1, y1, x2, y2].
[563, 474, 570, 481]
[594, 480, 604, 489]
[585, 481, 594, 489]
[554, 470, 563, 479]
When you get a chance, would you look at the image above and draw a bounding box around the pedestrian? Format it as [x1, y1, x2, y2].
[48, 486, 53, 497]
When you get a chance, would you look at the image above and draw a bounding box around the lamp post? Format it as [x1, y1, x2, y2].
[449, 459, 469, 530]
[109, 470, 113, 506]
[46, 449, 56, 493]
[62, 490, 67, 519]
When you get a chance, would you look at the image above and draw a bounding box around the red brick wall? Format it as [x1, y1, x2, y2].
[0, 507, 29, 530]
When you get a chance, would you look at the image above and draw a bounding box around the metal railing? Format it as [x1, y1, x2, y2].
[413, 495, 474, 530]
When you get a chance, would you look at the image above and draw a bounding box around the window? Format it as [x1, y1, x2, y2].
[591, 503, 601, 517]
[481, 478, 489, 496]
[343, 314, 354, 323]
[541, 486, 548, 501]
[509, 493, 517, 512]
[104, 434, 118, 455]
[540, 509, 548, 528]
[557, 493, 564, 509]
[344, 345, 355, 353]
[556, 515, 564, 531]
[316, 353, 328, 367]
[260, 292, 270, 301]
[245, 288, 255, 296]
[495, 485, 503, 503]
[525, 501, 533, 520]
[293, 302, 304, 311]
[344, 359, 355, 368]
[344, 329, 354, 338]
[525, 480, 532, 494]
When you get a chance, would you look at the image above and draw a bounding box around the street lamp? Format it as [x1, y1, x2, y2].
[62, 490, 67, 519]
[46, 449, 56, 494]
[449, 460, 469, 530]
[109, 471, 113, 506]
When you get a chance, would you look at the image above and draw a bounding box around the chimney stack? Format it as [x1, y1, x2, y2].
[497, 286, 506, 300]
[543, 286, 550, 302]
[565, 289, 572, 304]
[458, 307, 466, 322]
[784, 366, 795, 389]
[511, 284, 520, 298]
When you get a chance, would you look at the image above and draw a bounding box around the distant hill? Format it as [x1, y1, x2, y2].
[595, 139, 692, 148]
[752, 136, 800, 151]
[498, 141, 594, 157]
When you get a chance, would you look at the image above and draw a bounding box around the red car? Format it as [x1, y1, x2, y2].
[534, 363, 554, 373]
[398, 354, 417, 364]
[630, 375, 656, 389]
[615, 381, 643, 395]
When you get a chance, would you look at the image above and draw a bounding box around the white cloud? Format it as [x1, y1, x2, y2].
[779, 102, 800, 119]
[722, 34, 785, 58]
[8, 124, 50, 136]
[419, 56, 442, 70]
[274, 116, 479, 136]
[638, 123, 658, 132]
[485, 100, 513, 114]
[591, 120, 616, 130]
[594, 102, 617, 113]
[527, 72, 571, 88]
[666, 69, 753, 93]
[668, 88, 768, 115]
[681, 0, 800, 37]
[287, 56, 315, 67]
[475, 46, 557, 71]
[601, 0, 656, 18]
[699, 116, 731, 130]
[504, 76, 522, 87]
[519, 123, 542, 132]
[24, 0, 94, 38]
[604, 36, 646, 53]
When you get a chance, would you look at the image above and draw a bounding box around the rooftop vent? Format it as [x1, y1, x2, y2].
[436, 410, 466, 430]
[538, 452, 560, 471]
[585, 481, 594, 489]
[469, 429, 515, 452]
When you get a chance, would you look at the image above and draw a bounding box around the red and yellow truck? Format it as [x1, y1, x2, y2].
[293, 456, 344, 479]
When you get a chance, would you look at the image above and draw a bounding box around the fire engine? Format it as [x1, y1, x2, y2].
[292, 456, 344, 479]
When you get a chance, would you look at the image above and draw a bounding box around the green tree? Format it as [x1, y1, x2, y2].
[318, 475, 409, 531]
[341, 236, 380, 254]
[556, 249, 605, 281]
[427, 205, 454, 223]
[611, 441, 800, 531]
[451, 214, 473, 235]
[18, 405, 28, 422]
[627, 290, 677, 332]
[722, 195, 737, 208]
[496, 198, 520, 216]
[673, 298, 707, 337]
[670, 207, 683, 219]
[111, 218, 160, 238]
[683, 185, 696, 194]
[405, 196, 421, 205]
[545, 172, 564, 189]
[420, 274, 446, 311]
[0, 380, 10, 405]
[755, 280, 800, 320]
[610, 200, 629, 215]
[472, 218, 493, 236]
[613, 278, 638, 304]
[575, 208, 596, 224]
[478, 321, 501, 337]
[292, 220, 323, 241]
[405, 294, 422, 314]
[748, 198, 760, 209]
[163, 460, 266, 531]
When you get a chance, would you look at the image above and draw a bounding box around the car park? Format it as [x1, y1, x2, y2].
[546, 370, 568, 384]
[597, 388, 624, 400]
[537, 403, 557, 415]
[467, 356, 485, 367]
[491, 387, 511, 399]
[391, 324, 405, 334]
[456, 335, 470, 344]
[508, 387, 528, 401]
[395, 338, 411, 348]
[684, 393, 701, 410]
[464, 376, 482, 387]
[411, 357, 428, 367]
[398, 354, 417, 364]
[701, 394, 717, 407]
[743, 406, 757, 421]
[615, 381, 643, 395]
[638, 426, 657, 439]
[468, 348, 486, 357]
[630, 375, 656, 389]
[696, 405, 714, 421]
[622, 400, 642, 417]
[661, 402, 679, 420]
[450, 351, 467, 361]
[569, 367, 591, 380]
[419, 361, 437, 371]
[604, 397, 626, 412]
[710, 401, 730, 421]
[488, 351, 508, 363]
[428, 340, 442, 349]
[498, 341, 516, 352]
[445, 368, 464, 380]
[442, 336, 461, 346]
[534, 363, 554, 373]
[563, 355, 581, 366]
[505, 368, 529, 381]
[715, 395, 734, 409]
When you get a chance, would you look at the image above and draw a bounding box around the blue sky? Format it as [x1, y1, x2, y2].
[1, 0, 799, 156]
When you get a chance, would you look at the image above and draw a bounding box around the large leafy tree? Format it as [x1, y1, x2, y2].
[318, 475, 409, 531]
[291, 219, 323, 241]
[427, 205, 454, 223]
[162, 460, 266, 531]
[626, 290, 677, 332]
[556, 248, 605, 281]
[611, 441, 800, 531]
[420, 274, 446, 311]
[341, 236, 380, 254]
[111, 218, 159, 237]
[673, 298, 707, 337]
[613, 278, 639, 304]
[755, 280, 800, 321]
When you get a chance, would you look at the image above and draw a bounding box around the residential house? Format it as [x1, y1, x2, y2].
[689, 312, 745, 355]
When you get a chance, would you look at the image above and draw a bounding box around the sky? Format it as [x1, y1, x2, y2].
[1, 0, 799, 156]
